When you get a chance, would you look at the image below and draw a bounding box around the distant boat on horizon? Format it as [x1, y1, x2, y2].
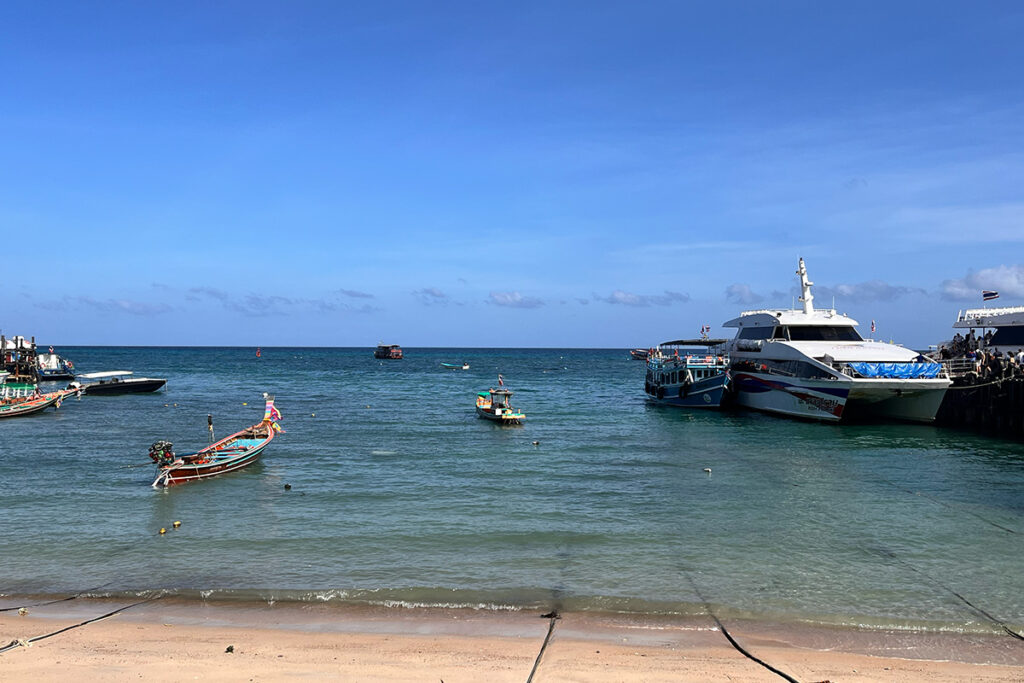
[256, 347, 261, 358]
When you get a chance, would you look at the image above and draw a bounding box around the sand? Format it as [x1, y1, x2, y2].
[1, 597, 1023, 681]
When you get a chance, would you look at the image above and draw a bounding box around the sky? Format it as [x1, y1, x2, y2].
[2, 1, 1023, 348]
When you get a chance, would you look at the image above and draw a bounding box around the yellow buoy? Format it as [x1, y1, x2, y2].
[242, 402, 248, 406]
[159, 528, 166, 535]
[311, 413, 316, 417]
[173, 521, 181, 528]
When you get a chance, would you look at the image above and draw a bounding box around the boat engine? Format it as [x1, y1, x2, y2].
[149, 440, 175, 465]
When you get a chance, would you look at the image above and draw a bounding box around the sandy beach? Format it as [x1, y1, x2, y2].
[2, 597, 1023, 681]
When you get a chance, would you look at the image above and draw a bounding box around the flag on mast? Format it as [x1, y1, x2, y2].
[871, 320, 876, 334]
[983, 290, 999, 301]
[497, 374, 504, 387]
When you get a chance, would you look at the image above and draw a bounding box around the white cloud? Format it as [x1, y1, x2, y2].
[725, 283, 764, 305]
[941, 264, 1024, 301]
[488, 291, 544, 308]
[594, 290, 689, 307]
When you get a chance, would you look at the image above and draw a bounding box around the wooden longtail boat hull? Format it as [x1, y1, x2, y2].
[0, 391, 71, 419]
[152, 405, 279, 487]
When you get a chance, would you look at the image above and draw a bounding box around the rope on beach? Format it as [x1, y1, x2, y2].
[869, 477, 1017, 534]
[868, 547, 1024, 641]
[525, 611, 560, 683]
[683, 572, 801, 683]
[0, 581, 120, 614]
[0, 596, 164, 655]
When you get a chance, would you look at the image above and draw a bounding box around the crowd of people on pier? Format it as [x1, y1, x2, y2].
[942, 331, 1024, 381]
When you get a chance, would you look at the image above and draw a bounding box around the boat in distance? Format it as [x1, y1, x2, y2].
[724, 258, 950, 423]
[150, 398, 283, 487]
[442, 362, 470, 370]
[476, 380, 525, 424]
[69, 371, 167, 395]
[644, 339, 731, 408]
[374, 343, 403, 359]
[630, 348, 649, 361]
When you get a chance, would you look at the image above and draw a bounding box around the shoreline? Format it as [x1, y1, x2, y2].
[3, 596, 1023, 681]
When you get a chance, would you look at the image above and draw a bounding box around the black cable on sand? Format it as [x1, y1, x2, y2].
[525, 611, 560, 683]
[684, 571, 801, 683]
[0, 596, 163, 654]
[868, 547, 1024, 641]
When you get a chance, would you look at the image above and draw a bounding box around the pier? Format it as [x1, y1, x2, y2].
[936, 375, 1024, 438]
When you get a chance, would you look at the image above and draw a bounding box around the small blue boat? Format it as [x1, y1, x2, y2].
[441, 362, 469, 370]
[644, 339, 731, 408]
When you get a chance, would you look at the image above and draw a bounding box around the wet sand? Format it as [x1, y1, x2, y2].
[2, 596, 1023, 681]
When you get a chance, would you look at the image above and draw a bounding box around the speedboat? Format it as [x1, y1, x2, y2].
[69, 371, 167, 395]
[644, 340, 731, 408]
[723, 258, 950, 422]
[630, 348, 649, 360]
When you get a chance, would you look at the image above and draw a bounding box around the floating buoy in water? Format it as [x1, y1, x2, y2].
[703, 468, 712, 475]
[532, 441, 540, 446]
[173, 521, 181, 528]
[311, 413, 315, 417]
[164, 404, 169, 407]
[173, 403, 178, 407]
[159, 528, 167, 535]
[242, 402, 248, 406]
[284, 483, 292, 490]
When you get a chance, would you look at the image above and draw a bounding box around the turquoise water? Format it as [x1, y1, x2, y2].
[1, 346, 1022, 634]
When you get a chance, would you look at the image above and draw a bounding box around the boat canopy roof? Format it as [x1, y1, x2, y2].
[953, 306, 1024, 329]
[659, 338, 728, 347]
[722, 308, 859, 328]
[78, 370, 134, 379]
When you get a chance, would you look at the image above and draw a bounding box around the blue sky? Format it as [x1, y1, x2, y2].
[3, 2, 1023, 347]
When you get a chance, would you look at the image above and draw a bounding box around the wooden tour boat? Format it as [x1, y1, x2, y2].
[151, 398, 283, 487]
[374, 343, 403, 359]
[0, 372, 77, 419]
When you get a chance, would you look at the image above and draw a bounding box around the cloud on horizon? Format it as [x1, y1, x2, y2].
[725, 283, 764, 305]
[488, 291, 544, 308]
[815, 280, 926, 303]
[412, 287, 450, 305]
[941, 264, 1024, 301]
[337, 288, 374, 299]
[594, 290, 689, 307]
[36, 296, 173, 316]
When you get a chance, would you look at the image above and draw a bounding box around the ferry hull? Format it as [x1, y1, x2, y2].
[733, 372, 949, 423]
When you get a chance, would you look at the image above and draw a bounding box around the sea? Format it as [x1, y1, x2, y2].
[1, 346, 1022, 636]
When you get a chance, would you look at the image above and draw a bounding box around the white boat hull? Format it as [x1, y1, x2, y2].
[732, 372, 949, 423]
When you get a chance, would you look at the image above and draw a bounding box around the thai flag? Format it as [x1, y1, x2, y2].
[871, 320, 876, 334]
[983, 290, 999, 301]
[498, 374, 504, 387]
[700, 325, 709, 336]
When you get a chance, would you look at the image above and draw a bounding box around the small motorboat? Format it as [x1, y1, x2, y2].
[69, 371, 166, 395]
[442, 362, 470, 370]
[630, 348, 650, 361]
[476, 379, 525, 425]
[37, 351, 76, 382]
[0, 372, 76, 419]
[151, 398, 283, 487]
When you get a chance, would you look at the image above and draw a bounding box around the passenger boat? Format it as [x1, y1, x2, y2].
[37, 351, 75, 382]
[630, 348, 650, 361]
[69, 371, 167, 395]
[0, 372, 75, 419]
[442, 362, 470, 370]
[724, 258, 950, 422]
[949, 305, 1024, 356]
[374, 343, 403, 359]
[644, 340, 731, 408]
[150, 398, 283, 487]
[476, 382, 525, 424]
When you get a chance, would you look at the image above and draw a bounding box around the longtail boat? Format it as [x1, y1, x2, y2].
[0, 373, 77, 419]
[150, 397, 283, 488]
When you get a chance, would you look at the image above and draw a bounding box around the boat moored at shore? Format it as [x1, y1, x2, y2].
[724, 259, 950, 423]
[644, 340, 731, 408]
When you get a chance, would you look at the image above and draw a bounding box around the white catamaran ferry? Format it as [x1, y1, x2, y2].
[724, 259, 950, 422]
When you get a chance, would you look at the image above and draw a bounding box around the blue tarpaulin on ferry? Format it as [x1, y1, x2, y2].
[848, 362, 942, 379]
